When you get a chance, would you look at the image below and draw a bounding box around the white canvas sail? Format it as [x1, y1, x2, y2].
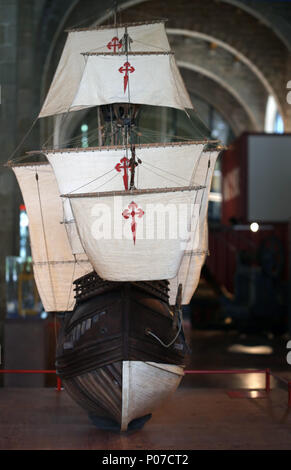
[169, 222, 208, 305]
[66, 187, 203, 281]
[169, 150, 220, 305]
[46, 142, 204, 254]
[70, 53, 193, 111]
[12, 164, 92, 312]
[39, 21, 170, 118]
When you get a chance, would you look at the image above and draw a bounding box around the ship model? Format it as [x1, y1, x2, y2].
[8, 18, 221, 431]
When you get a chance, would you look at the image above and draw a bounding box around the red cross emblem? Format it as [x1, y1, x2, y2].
[107, 37, 122, 53]
[122, 201, 144, 245]
[115, 157, 131, 190]
[118, 61, 135, 93]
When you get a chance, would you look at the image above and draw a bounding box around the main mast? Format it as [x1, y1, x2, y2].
[107, 11, 138, 189]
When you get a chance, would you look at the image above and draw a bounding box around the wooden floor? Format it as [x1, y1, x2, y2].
[1, 382, 291, 450]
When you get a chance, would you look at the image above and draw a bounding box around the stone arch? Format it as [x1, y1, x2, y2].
[220, 0, 291, 52]
[167, 29, 282, 118]
[178, 61, 259, 131]
[180, 68, 253, 136]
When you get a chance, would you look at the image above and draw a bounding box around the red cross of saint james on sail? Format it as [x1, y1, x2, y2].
[115, 157, 131, 190]
[122, 201, 144, 245]
[107, 37, 122, 53]
[119, 62, 135, 93]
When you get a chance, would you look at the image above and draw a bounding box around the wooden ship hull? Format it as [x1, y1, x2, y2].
[56, 272, 187, 431]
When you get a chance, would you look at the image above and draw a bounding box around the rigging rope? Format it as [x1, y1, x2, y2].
[141, 163, 190, 187]
[67, 168, 115, 194]
[35, 171, 57, 317]
[128, 38, 169, 52]
[190, 146, 204, 186]
[66, 255, 77, 312]
[35, 171, 57, 344]
[6, 116, 39, 165]
[92, 170, 119, 191]
[132, 126, 198, 143]
[146, 314, 182, 348]
[142, 160, 190, 184]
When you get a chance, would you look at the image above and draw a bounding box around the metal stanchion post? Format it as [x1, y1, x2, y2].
[56, 377, 62, 392]
[288, 219, 291, 336]
[265, 368, 271, 393]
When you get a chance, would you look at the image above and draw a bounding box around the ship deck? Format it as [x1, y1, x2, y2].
[1, 376, 291, 450]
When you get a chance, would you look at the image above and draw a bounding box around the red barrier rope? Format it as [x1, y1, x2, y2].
[184, 369, 266, 375]
[184, 368, 291, 406]
[0, 369, 56, 374]
[0, 368, 290, 406]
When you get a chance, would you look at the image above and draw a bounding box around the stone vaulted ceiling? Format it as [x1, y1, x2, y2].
[35, 0, 291, 137]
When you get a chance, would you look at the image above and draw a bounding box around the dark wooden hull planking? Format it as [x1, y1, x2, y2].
[56, 272, 187, 430]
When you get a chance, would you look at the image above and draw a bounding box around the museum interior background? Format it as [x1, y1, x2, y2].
[1, 0, 291, 385]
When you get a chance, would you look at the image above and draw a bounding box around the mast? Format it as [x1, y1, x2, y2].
[109, 1, 118, 148]
[122, 24, 135, 188]
[129, 145, 136, 190]
[122, 26, 131, 54]
[113, 0, 118, 26]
